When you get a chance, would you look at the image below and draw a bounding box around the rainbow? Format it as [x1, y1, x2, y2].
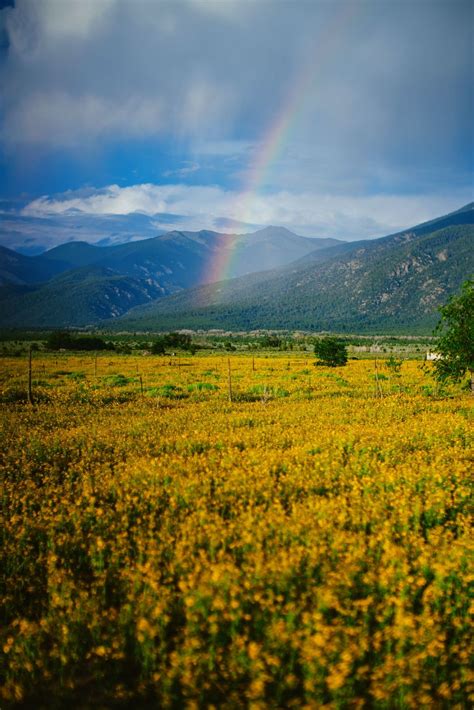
[204, 0, 359, 288]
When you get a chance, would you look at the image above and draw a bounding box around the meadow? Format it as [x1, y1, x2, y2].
[1, 352, 473, 708]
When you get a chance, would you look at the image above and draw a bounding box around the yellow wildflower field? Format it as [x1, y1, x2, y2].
[1, 354, 473, 708]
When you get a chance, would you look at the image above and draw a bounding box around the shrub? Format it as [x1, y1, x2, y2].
[314, 337, 348, 367]
[46, 331, 114, 351]
[151, 338, 166, 355]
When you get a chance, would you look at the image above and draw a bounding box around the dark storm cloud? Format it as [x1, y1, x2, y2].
[1, 2, 471, 170]
[0, 0, 471, 245]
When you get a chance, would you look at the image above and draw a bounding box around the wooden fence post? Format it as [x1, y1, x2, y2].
[227, 358, 233, 402]
[27, 346, 33, 405]
[374, 358, 383, 398]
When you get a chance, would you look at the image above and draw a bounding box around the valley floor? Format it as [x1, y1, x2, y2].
[1, 354, 472, 707]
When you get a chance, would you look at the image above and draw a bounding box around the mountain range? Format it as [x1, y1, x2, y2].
[0, 226, 338, 327]
[0, 203, 472, 333]
[111, 202, 474, 334]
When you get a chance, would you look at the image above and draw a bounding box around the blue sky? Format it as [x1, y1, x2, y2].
[0, 0, 472, 249]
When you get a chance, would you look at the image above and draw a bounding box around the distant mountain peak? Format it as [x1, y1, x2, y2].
[45, 240, 99, 252]
[251, 225, 297, 236]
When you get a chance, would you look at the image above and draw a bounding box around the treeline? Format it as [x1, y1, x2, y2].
[0, 329, 435, 358]
[150, 332, 197, 354]
[46, 331, 115, 351]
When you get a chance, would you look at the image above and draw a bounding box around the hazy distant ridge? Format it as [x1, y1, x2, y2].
[0, 226, 339, 327]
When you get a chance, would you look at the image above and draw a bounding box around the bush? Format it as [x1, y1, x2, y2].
[46, 330, 75, 350]
[385, 355, 402, 374]
[151, 338, 166, 355]
[164, 332, 193, 351]
[260, 335, 282, 349]
[46, 331, 114, 351]
[74, 337, 114, 351]
[103, 374, 134, 387]
[314, 337, 348, 367]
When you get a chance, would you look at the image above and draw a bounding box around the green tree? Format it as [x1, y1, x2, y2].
[432, 280, 474, 392]
[46, 331, 113, 351]
[74, 336, 113, 351]
[163, 332, 193, 351]
[260, 335, 282, 349]
[46, 330, 74, 350]
[151, 338, 166, 355]
[313, 337, 348, 367]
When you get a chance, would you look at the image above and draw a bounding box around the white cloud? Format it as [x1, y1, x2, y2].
[21, 183, 472, 241]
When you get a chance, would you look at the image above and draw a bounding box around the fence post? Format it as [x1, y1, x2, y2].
[227, 358, 233, 402]
[374, 358, 383, 398]
[27, 346, 33, 405]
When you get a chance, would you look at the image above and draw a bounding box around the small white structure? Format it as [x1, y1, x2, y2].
[426, 351, 442, 361]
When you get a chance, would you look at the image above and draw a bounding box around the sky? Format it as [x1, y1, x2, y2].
[0, 0, 472, 249]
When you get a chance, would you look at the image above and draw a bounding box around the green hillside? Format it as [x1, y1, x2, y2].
[0, 245, 65, 285]
[113, 211, 474, 334]
[0, 267, 163, 328]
